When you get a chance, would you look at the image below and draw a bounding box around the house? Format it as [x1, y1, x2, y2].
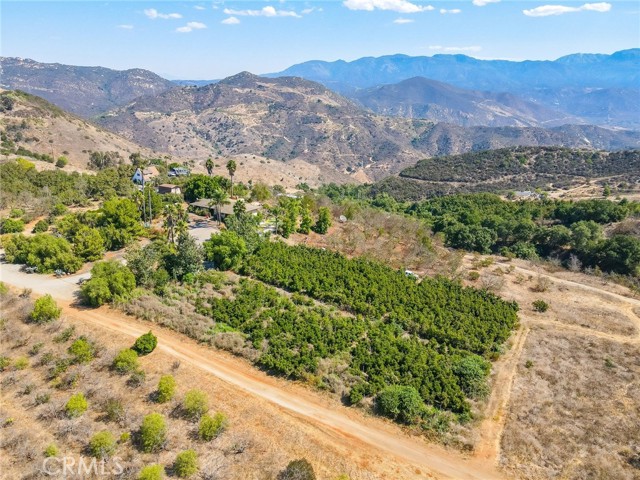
[157, 184, 182, 195]
[168, 167, 190, 177]
[132, 166, 160, 185]
[189, 198, 262, 220]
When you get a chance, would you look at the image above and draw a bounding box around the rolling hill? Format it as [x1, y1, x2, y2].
[96, 72, 640, 181]
[0, 57, 175, 117]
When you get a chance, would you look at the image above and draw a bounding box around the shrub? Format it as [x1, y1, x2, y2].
[81, 261, 136, 307]
[532, 300, 549, 313]
[468, 271, 480, 281]
[0, 282, 8, 295]
[198, 412, 228, 441]
[29, 342, 44, 356]
[32, 219, 50, 233]
[119, 432, 130, 444]
[54, 326, 75, 343]
[132, 331, 157, 355]
[0, 356, 10, 371]
[14, 357, 29, 370]
[56, 156, 68, 168]
[88, 431, 117, 459]
[30, 295, 61, 324]
[182, 389, 208, 420]
[65, 392, 88, 418]
[68, 338, 95, 364]
[173, 450, 198, 478]
[112, 349, 139, 374]
[138, 464, 165, 480]
[127, 369, 146, 388]
[139, 413, 166, 453]
[156, 375, 176, 403]
[35, 392, 51, 405]
[0, 218, 24, 234]
[375, 385, 424, 424]
[44, 444, 58, 458]
[102, 398, 125, 423]
[278, 459, 316, 480]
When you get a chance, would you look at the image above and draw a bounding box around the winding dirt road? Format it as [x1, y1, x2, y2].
[0, 264, 502, 480]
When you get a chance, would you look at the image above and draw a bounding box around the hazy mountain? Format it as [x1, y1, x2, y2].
[270, 49, 640, 93]
[270, 49, 640, 128]
[96, 72, 640, 180]
[0, 57, 176, 117]
[352, 77, 580, 127]
[0, 89, 156, 169]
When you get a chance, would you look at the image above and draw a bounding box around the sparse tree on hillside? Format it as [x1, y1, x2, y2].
[163, 204, 188, 244]
[205, 157, 214, 176]
[226, 160, 237, 197]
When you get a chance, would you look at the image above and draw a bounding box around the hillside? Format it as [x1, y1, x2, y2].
[0, 57, 175, 117]
[371, 147, 640, 201]
[96, 73, 640, 181]
[352, 77, 580, 128]
[0, 90, 157, 169]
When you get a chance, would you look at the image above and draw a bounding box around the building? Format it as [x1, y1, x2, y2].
[157, 184, 182, 195]
[189, 198, 262, 220]
[132, 166, 160, 185]
[168, 167, 190, 177]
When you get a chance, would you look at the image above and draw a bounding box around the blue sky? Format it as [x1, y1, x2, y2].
[2, 1, 638, 79]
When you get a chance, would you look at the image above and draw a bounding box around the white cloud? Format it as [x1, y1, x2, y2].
[301, 7, 322, 14]
[194, 5, 206, 10]
[428, 45, 482, 52]
[523, 2, 611, 16]
[343, 0, 434, 14]
[221, 16, 240, 24]
[472, 0, 499, 6]
[223, 6, 301, 17]
[393, 17, 415, 23]
[117, 24, 134, 29]
[440, 8, 461, 13]
[176, 21, 207, 33]
[144, 8, 182, 20]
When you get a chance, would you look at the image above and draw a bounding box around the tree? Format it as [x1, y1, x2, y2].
[298, 206, 313, 234]
[129, 152, 144, 168]
[3, 234, 82, 274]
[89, 151, 121, 170]
[163, 204, 188, 244]
[209, 188, 229, 225]
[205, 157, 214, 176]
[233, 199, 246, 218]
[98, 198, 144, 250]
[312, 207, 332, 234]
[81, 261, 136, 306]
[182, 175, 229, 202]
[278, 459, 316, 480]
[139, 413, 166, 453]
[32, 219, 50, 234]
[589, 235, 640, 276]
[73, 227, 105, 261]
[226, 159, 237, 197]
[173, 450, 198, 478]
[375, 385, 423, 424]
[156, 374, 176, 403]
[251, 182, 271, 202]
[198, 412, 228, 441]
[30, 295, 61, 324]
[112, 349, 139, 374]
[65, 392, 88, 418]
[203, 231, 247, 271]
[133, 331, 158, 355]
[0, 218, 24, 233]
[182, 389, 208, 420]
[224, 214, 261, 253]
[88, 431, 117, 459]
[137, 464, 165, 480]
[452, 355, 491, 399]
[165, 233, 203, 281]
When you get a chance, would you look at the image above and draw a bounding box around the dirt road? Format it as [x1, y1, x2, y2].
[0, 264, 502, 480]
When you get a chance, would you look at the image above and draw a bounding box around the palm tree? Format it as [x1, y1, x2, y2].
[226, 159, 237, 197]
[164, 203, 188, 244]
[205, 157, 214, 176]
[209, 188, 229, 225]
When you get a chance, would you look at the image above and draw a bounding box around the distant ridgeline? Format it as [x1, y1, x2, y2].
[372, 147, 640, 202]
